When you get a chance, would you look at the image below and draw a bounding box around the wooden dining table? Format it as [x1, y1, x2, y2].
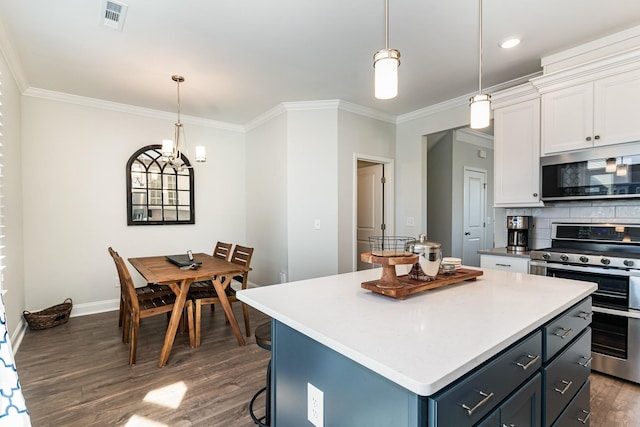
[128, 253, 249, 367]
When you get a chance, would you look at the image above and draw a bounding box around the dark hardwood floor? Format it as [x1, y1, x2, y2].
[14, 306, 640, 426]
[15, 305, 271, 427]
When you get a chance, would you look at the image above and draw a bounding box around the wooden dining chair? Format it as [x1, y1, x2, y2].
[212, 241, 232, 261]
[109, 247, 194, 365]
[108, 247, 174, 330]
[188, 245, 254, 346]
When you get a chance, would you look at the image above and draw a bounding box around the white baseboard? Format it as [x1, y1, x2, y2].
[69, 298, 119, 317]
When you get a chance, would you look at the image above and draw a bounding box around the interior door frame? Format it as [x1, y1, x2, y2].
[352, 153, 395, 272]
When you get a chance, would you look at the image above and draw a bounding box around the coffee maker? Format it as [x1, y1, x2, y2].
[507, 216, 531, 252]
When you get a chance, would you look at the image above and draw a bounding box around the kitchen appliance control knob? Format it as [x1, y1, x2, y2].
[624, 259, 635, 267]
[560, 254, 569, 262]
[579, 256, 589, 263]
[542, 253, 551, 260]
[601, 258, 611, 265]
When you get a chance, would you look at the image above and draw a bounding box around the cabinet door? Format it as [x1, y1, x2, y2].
[494, 98, 542, 206]
[541, 83, 593, 155]
[594, 69, 640, 147]
[477, 373, 541, 427]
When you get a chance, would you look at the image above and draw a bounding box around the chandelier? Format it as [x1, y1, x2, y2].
[161, 75, 206, 170]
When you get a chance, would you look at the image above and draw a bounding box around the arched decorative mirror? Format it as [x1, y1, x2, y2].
[126, 145, 195, 225]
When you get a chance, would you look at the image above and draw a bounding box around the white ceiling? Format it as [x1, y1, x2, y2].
[1, 0, 640, 125]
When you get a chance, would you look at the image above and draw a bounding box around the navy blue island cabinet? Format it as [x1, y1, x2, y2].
[270, 297, 593, 427]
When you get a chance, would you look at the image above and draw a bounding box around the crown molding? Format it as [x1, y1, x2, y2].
[532, 47, 640, 93]
[22, 87, 245, 133]
[244, 103, 287, 131]
[336, 100, 396, 124]
[245, 99, 396, 130]
[0, 20, 28, 92]
[396, 72, 541, 124]
[455, 128, 494, 149]
[283, 100, 340, 111]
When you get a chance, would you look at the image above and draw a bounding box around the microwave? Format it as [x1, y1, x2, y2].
[541, 143, 640, 201]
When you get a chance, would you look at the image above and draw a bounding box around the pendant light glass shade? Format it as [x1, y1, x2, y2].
[373, 0, 400, 100]
[469, 0, 490, 129]
[470, 94, 491, 129]
[374, 49, 400, 99]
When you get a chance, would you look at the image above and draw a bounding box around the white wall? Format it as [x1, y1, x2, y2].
[337, 109, 395, 273]
[0, 54, 26, 338]
[287, 107, 339, 281]
[246, 111, 289, 286]
[21, 96, 246, 312]
[395, 102, 472, 237]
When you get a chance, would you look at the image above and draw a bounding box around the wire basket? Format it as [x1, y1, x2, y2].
[23, 298, 73, 330]
[368, 236, 416, 257]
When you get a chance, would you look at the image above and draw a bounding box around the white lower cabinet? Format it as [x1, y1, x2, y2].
[480, 254, 530, 273]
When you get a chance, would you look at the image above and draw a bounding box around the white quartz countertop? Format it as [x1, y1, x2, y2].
[237, 268, 596, 396]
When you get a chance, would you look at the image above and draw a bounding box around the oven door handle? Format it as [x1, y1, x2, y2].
[592, 306, 640, 319]
[530, 260, 639, 277]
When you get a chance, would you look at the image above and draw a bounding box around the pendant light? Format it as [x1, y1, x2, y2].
[161, 75, 206, 170]
[373, 0, 400, 100]
[469, 0, 491, 129]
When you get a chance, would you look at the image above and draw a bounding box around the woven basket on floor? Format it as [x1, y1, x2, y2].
[23, 298, 73, 330]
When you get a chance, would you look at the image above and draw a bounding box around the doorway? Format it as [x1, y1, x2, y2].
[463, 167, 487, 266]
[425, 127, 494, 265]
[353, 155, 394, 271]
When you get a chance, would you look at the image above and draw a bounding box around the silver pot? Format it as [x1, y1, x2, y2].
[409, 234, 442, 278]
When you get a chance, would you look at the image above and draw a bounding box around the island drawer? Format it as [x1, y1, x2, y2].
[543, 327, 591, 427]
[428, 331, 542, 426]
[543, 297, 592, 362]
[551, 378, 591, 427]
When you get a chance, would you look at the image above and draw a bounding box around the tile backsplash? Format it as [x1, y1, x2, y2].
[502, 199, 640, 249]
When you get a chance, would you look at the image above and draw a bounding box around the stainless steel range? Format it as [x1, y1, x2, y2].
[530, 223, 640, 384]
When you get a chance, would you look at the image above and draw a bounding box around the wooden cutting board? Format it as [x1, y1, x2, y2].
[361, 268, 483, 300]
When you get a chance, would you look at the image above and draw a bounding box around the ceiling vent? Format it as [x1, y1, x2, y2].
[102, 0, 128, 31]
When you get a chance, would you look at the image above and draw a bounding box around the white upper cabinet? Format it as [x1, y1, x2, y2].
[540, 68, 640, 156]
[594, 69, 640, 146]
[493, 95, 543, 207]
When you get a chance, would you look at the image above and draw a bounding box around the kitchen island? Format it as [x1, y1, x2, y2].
[238, 267, 596, 426]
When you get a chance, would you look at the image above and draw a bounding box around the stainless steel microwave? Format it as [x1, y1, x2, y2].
[541, 142, 640, 201]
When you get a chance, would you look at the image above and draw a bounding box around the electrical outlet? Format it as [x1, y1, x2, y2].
[307, 382, 324, 427]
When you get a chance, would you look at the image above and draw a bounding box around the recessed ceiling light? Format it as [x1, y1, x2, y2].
[501, 38, 521, 49]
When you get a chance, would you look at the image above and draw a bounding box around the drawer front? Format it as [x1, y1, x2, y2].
[429, 331, 542, 426]
[552, 378, 591, 427]
[480, 255, 530, 273]
[544, 328, 591, 427]
[544, 297, 592, 362]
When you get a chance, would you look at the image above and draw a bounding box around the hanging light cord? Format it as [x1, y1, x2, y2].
[385, 0, 390, 50]
[176, 79, 182, 126]
[478, 0, 483, 94]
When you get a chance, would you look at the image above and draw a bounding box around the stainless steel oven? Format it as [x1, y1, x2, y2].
[530, 223, 640, 384]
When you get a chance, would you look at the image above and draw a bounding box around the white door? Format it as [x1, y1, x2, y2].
[357, 164, 384, 270]
[463, 168, 486, 267]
